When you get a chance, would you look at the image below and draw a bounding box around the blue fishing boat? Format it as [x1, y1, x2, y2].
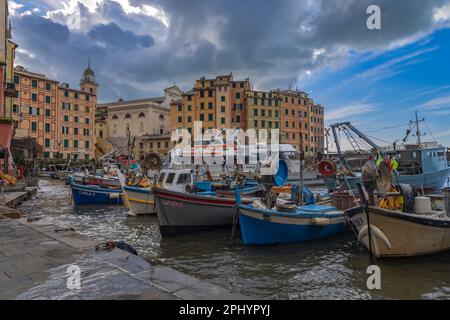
[235, 184, 347, 245]
[325, 118, 449, 193]
[237, 203, 347, 245]
[69, 177, 123, 205]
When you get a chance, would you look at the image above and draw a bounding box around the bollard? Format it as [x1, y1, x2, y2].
[443, 188, 450, 216]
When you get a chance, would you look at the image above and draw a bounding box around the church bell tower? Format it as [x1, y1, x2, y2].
[80, 60, 99, 96]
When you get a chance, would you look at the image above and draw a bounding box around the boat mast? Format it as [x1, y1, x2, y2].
[330, 123, 352, 172]
[127, 127, 131, 176]
[298, 112, 304, 206]
[415, 110, 422, 145]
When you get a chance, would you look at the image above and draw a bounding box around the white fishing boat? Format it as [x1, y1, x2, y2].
[347, 193, 450, 257]
[121, 168, 193, 216]
[346, 160, 450, 258]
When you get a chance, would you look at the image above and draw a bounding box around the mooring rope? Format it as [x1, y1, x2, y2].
[231, 204, 239, 241]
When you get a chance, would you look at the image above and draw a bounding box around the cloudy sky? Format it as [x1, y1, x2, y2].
[9, 0, 450, 147]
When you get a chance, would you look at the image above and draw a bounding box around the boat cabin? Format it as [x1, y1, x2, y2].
[391, 144, 448, 175]
[157, 168, 194, 192]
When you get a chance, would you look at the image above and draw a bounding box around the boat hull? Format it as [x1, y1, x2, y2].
[347, 206, 450, 257]
[123, 186, 155, 215]
[239, 206, 347, 245]
[395, 168, 449, 192]
[154, 188, 237, 237]
[70, 183, 123, 205]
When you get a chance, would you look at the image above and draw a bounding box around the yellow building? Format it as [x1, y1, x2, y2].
[245, 90, 281, 132]
[171, 73, 250, 135]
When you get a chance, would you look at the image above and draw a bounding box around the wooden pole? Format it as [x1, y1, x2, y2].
[298, 112, 304, 205]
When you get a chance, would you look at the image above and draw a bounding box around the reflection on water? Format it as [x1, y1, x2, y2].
[18, 179, 450, 300]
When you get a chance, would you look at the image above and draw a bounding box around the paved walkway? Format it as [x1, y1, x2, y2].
[0, 213, 250, 300]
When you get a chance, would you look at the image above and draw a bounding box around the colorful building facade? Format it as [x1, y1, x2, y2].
[11, 65, 98, 159]
[171, 74, 250, 135]
[171, 75, 325, 158]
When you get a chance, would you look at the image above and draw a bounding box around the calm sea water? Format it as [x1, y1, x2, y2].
[17, 178, 450, 300]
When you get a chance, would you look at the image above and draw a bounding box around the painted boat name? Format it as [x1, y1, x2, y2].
[161, 199, 183, 207]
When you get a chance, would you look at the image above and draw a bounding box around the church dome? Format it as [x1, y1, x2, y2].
[83, 66, 95, 77]
[81, 61, 97, 85]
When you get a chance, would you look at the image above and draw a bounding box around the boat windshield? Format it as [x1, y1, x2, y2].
[158, 173, 166, 184]
[177, 173, 191, 184]
[166, 173, 176, 184]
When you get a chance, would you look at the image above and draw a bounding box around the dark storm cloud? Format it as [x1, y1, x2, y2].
[11, 0, 159, 101]
[12, 13, 103, 75]
[11, 0, 450, 101]
[128, 0, 450, 89]
[16, 14, 70, 43]
[88, 23, 154, 49]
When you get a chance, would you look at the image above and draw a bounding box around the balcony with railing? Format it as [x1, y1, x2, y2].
[4, 83, 17, 98]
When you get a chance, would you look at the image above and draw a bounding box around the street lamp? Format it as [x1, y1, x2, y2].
[57, 141, 62, 159]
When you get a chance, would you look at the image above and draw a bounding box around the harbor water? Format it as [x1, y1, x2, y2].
[18, 178, 450, 300]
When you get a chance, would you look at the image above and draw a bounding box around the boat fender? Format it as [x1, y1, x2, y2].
[370, 235, 381, 258]
[397, 184, 416, 213]
[358, 225, 392, 249]
[109, 193, 120, 199]
[312, 217, 330, 226]
[121, 193, 131, 209]
[262, 211, 272, 221]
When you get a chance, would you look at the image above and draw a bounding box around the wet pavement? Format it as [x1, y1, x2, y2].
[0, 215, 250, 300]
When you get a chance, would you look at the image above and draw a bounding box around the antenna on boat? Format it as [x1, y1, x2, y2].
[413, 110, 425, 145]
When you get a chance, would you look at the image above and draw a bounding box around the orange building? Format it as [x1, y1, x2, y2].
[12, 65, 98, 159]
[277, 89, 324, 156]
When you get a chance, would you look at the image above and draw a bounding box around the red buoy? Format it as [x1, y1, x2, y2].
[318, 160, 336, 177]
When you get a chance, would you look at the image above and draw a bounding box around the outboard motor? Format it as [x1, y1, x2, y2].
[259, 159, 289, 209]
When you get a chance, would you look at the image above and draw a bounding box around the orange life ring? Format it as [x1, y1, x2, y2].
[318, 160, 336, 177]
